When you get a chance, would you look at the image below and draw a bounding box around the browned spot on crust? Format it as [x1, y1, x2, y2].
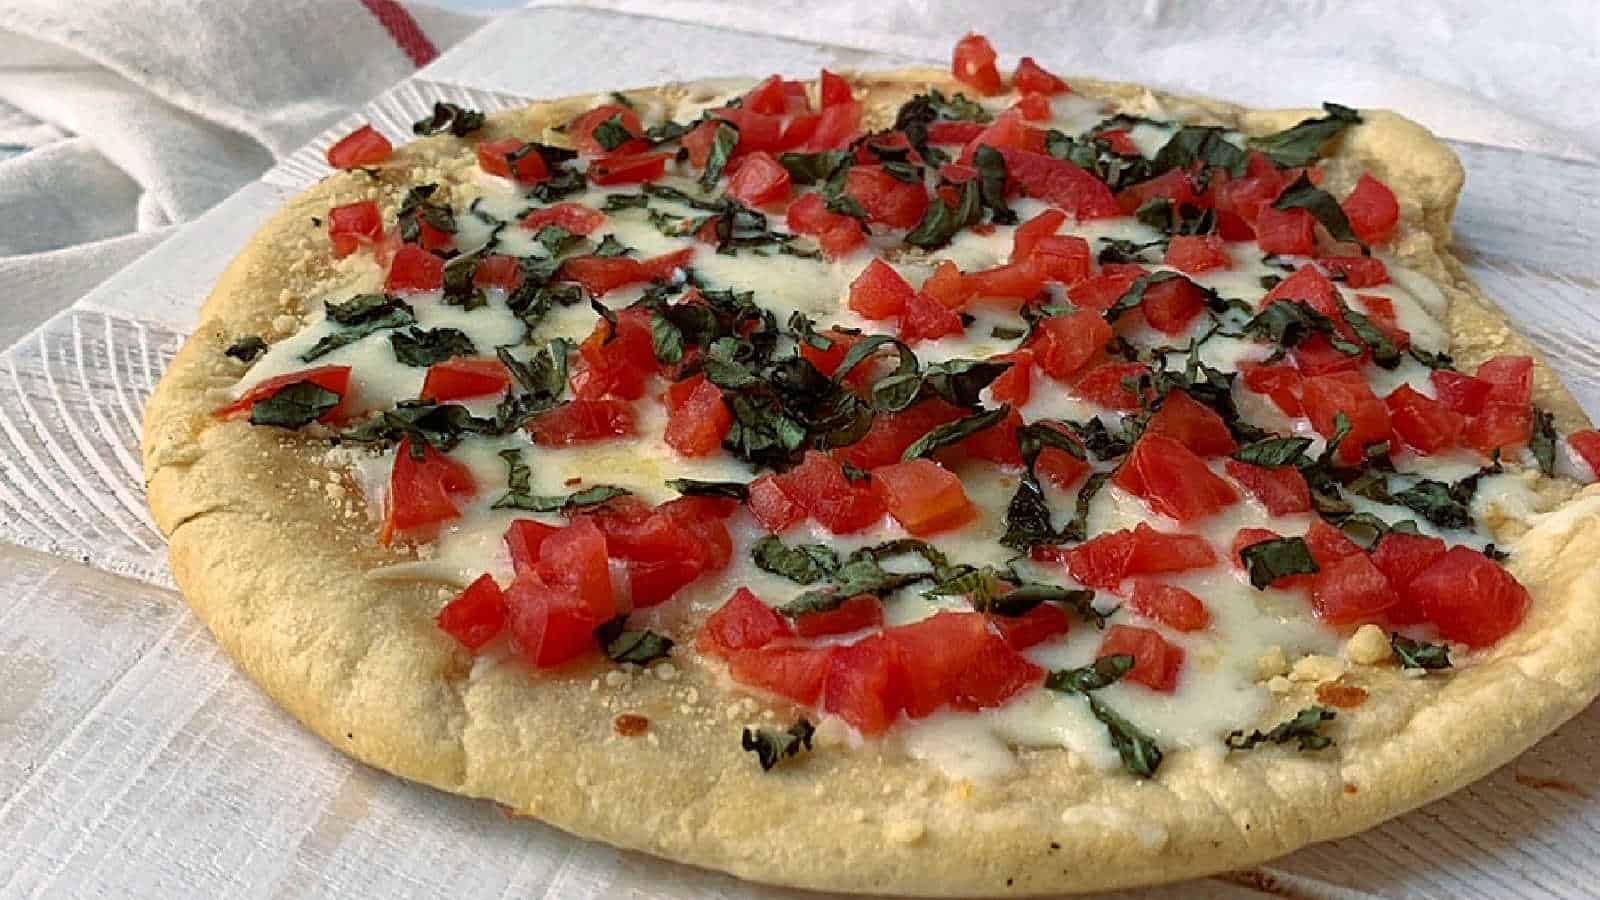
[1343, 782, 1359, 794]
[1216, 868, 1315, 899]
[614, 713, 650, 737]
[1513, 771, 1589, 797]
[564, 476, 583, 486]
[1316, 681, 1369, 709]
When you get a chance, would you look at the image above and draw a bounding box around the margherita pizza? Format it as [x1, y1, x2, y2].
[142, 33, 1600, 895]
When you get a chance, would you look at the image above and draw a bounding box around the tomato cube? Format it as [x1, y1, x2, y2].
[823, 634, 909, 734]
[1407, 547, 1529, 647]
[328, 200, 383, 258]
[1430, 369, 1492, 416]
[1386, 384, 1465, 455]
[951, 33, 1003, 95]
[1014, 56, 1069, 94]
[529, 399, 638, 446]
[663, 377, 732, 457]
[1165, 234, 1232, 275]
[521, 202, 606, 235]
[1099, 625, 1183, 692]
[899, 291, 965, 343]
[385, 245, 445, 293]
[1371, 531, 1447, 625]
[505, 519, 559, 574]
[794, 594, 884, 638]
[326, 124, 392, 169]
[728, 645, 836, 705]
[871, 459, 977, 536]
[1035, 310, 1112, 379]
[1129, 579, 1211, 632]
[846, 165, 930, 228]
[477, 137, 551, 182]
[421, 358, 511, 402]
[1310, 552, 1399, 625]
[778, 451, 886, 534]
[1146, 390, 1238, 456]
[1254, 206, 1317, 256]
[436, 574, 508, 650]
[1301, 371, 1391, 466]
[1343, 173, 1399, 244]
[1113, 433, 1240, 522]
[849, 259, 916, 320]
[380, 437, 476, 545]
[728, 150, 792, 207]
[991, 602, 1071, 649]
[747, 474, 805, 532]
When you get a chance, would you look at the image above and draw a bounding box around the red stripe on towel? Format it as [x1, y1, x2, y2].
[358, 0, 440, 68]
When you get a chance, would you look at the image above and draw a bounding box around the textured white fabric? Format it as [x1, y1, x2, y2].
[0, 0, 480, 344]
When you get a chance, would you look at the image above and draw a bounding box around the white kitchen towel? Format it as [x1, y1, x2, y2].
[0, 0, 481, 346]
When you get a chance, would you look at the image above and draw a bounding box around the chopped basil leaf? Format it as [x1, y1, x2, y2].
[490, 448, 629, 511]
[592, 113, 635, 152]
[1341, 302, 1401, 369]
[1225, 706, 1336, 751]
[1391, 479, 1472, 530]
[249, 381, 340, 429]
[1136, 197, 1216, 237]
[741, 719, 815, 771]
[1151, 126, 1249, 179]
[411, 101, 486, 137]
[778, 149, 852, 185]
[1272, 173, 1361, 245]
[700, 122, 740, 188]
[225, 335, 268, 363]
[901, 405, 1009, 460]
[972, 144, 1017, 225]
[1088, 694, 1165, 777]
[389, 326, 475, 367]
[1247, 102, 1361, 168]
[1096, 237, 1167, 265]
[1240, 537, 1319, 589]
[650, 312, 685, 365]
[1061, 471, 1111, 543]
[602, 627, 675, 665]
[999, 471, 1056, 552]
[920, 358, 1013, 408]
[396, 184, 455, 244]
[302, 294, 416, 362]
[1045, 654, 1133, 693]
[904, 180, 981, 250]
[1233, 436, 1313, 468]
[1408, 345, 1456, 370]
[665, 478, 749, 500]
[752, 535, 841, 585]
[1103, 271, 1185, 324]
[1531, 408, 1558, 476]
[1391, 632, 1452, 670]
[594, 234, 632, 257]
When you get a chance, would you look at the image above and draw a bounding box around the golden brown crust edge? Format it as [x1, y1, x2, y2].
[142, 70, 1600, 896]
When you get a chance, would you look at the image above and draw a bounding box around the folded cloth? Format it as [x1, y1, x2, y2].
[0, 0, 481, 347]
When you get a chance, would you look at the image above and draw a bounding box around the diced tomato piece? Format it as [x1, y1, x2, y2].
[327, 200, 383, 258]
[786, 191, 866, 258]
[1291, 333, 1366, 377]
[472, 254, 523, 292]
[663, 377, 732, 457]
[1254, 206, 1317, 256]
[1013, 92, 1053, 121]
[1116, 169, 1203, 216]
[529, 399, 637, 446]
[870, 459, 977, 536]
[992, 602, 1071, 649]
[957, 111, 1046, 163]
[385, 245, 445, 293]
[521, 202, 607, 235]
[701, 588, 796, 656]
[1139, 277, 1209, 335]
[849, 258, 916, 320]
[1035, 310, 1112, 379]
[1012, 209, 1067, 259]
[662, 372, 704, 412]
[420, 357, 511, 402]
[476, 137, 551, 182]
[326, 124, 392, 169]
[681, 119, 723, 168]
[570, 104, 644, 154]
[415, 219, 453, 253]
[1099, 129, 1141, 156]
[1070, 362, 1152, 411]
[927, 120, 987, 145]
[1476, 355, 1534, 406]
[216, 365, 352, 422]
[778, 450, 886, 534]
[747, 474, 805, 532]
[798, 100, 863, 151]
[1430, 369, 1492, 417]
[1385, 384, 1464, 455]
[988, 350, 1033, 408]
[380, 437, 477, 545]
[1232, 527, 1285, 570]
[1301, 371, 1392, 466]
[743, 76, 788, 115]
[532, 516, 616, 617]
[1372, 531, 1447, 625]
[1408, 547, 1529, 647]
[1067, 266, 1144, 311]
[505, 519, 559, 574]
[727, 645, 836, 705]
[1099, 625, 1183, 692]
[1343, 173, 1400, 244]
[1305, 518, 1363, 568]
[573, 307, 656, 399]
[797, 328, 871, 384]
[820, 68, 853, 106]
[625, 559, 701, 609]
[1113, 433, 1239, 522]
[1014, 56, 1068, 94]
[1465, 401, 1533, 453]
[727, 151, 792, 207]
[835, 399, 965, 470]
[998, 148, 1121, 219]
[436, 574, 508, 650]
[1241, 361, 1304, 417]
[955, 407, 1023, 467]
[505, 574, 608, 668]
[1355, 293, 1409, 348]
[1027, 421, 1089, 489]
[1164, 234, 1232, 275]
[1147, 390, 1238, 456]
[821, 635, 908, 733]
[845, 165, 930, 228]
[920, 260, 972, 309]
[589, 149, 672, 185]
[1130, 579, 1211, 632]
[885, 612, 1043, 718]
[899, 291, 965, 343]
[705, 107, 784, 155]
[1571, 429, 1600, 478]
[1225, 459, 1312, 515]
[1310, 552, 1399, 625]
[1066, 523, 1217, 590]
[794, 594, 884, 638]
[961, 256, 1049, 302]
[951, 33, 1003, 95]
[560, 248, 692, 297]
[1320, 256, 1389, 287]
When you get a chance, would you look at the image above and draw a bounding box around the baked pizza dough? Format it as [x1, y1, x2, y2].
[142, 59, 1600, 895]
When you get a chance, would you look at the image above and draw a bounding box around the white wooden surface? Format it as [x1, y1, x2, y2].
[3, 8, 1599, 898]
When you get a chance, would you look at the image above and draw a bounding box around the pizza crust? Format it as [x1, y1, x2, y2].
[143, 70, 1600, 895]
